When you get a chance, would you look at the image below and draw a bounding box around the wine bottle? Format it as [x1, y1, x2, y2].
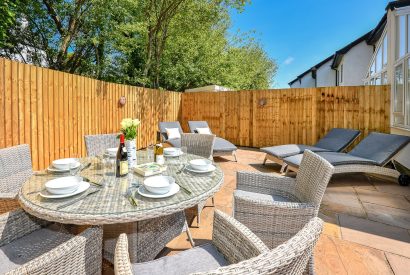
[116, 134, 129, 177]
[154, 132, 164, 165]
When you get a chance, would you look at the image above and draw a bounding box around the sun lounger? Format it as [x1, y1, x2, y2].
[261, 128, 360, 170]
[188, 121, 238, 161]
[283, 132, 410, 179]
[159, 121, 183, 147]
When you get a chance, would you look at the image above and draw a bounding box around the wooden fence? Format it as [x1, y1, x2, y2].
[0, 58, 182, 170]
[181, 86, 391, 148]
[0, 58, 391, 169]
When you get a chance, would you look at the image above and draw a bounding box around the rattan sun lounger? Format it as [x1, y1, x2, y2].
[283, 132, 410, 179]
[188, 121, 238, 161]
[261, 128, 360, 171]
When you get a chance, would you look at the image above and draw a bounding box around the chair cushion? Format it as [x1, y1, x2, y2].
[131, 243, 228, 275]
[314, 128, 360, 151]
[234, 190, 294, 203]
[213, 137, 237, 152]
[0, 224, 73, 273]
[284, 152, 379, 168]
[260, 145, 330, 159]
[348, 132, 410, 166]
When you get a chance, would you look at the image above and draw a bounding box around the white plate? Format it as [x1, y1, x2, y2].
[47, 162, 81, 173]
[137, 183, 180, 198]
[185, 164, 216, 173]
[164, 151, 183, 157]
[40, 181, 90, 199]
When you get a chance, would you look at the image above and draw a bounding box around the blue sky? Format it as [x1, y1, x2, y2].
[229, 0, 390, 88]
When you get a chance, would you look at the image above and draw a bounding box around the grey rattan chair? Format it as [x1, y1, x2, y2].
[114, 210, 324, 275]
[233, 150, 334, 273]
[181, 133, 215, 160]
[84, 133, 119, 157]
[0, 144, 33, 214]
[181, 133, 216, 226]
[0, 209, 103, 274]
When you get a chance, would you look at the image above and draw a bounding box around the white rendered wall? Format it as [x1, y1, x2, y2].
[316, 59, 336, 87]
[290, 73, 315, 88]
[338, 41, 373, 86]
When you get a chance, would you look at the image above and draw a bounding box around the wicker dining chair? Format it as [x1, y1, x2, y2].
[233, 150, 334, 274]
[181, 133, 215, 160]
[181, 133, 216, 226]
[0, 209, 103, 275]
[84, 133, 119, 157]
[114, 210, 324, 275]
[0, 144, 33, 214]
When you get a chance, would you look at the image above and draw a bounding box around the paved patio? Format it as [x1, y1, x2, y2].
[163, 148, 410, 274]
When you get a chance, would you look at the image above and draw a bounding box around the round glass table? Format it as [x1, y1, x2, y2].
[18, 151, 224, 263]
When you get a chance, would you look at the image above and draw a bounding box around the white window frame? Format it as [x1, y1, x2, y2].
[364, 28, 388, 85]
[393, 13, 410, 129]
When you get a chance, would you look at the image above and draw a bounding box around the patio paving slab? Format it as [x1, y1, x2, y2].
[331, 173, 376, 191]
[355, 188, 410, 210]
[339, 214, 410, 257]
[385, 253, 410, 275]
[371, 176, 410, 197]
[321, 186, 367, 218]
[314, 235, 347, 275]
[363, 202, 410, 230]
[333, 236, 393, 275]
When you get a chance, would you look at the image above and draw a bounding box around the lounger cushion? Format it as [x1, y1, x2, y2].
[348, 132, 410, 166]
[131, 243, 228, 275]
[0, 224, 73, 273]
[234, 190, 295, 203]
[284, 152, 379, 168]
[165, 138, 181, 148]
[314, 128, 360, 151]
[214, 137, 237, 152]
[188, 121, 211, 134]
[159, 122, 183, 140]
[166, 137, 236, 153]
[260, 145, 330, 159]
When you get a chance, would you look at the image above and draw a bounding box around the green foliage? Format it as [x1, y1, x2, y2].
[0, 0, 18, 47]
[1, 0, 277, 91]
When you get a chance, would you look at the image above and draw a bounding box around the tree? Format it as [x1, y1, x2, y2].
[1, 0, 276, 90]
[0, 0, 19, 48]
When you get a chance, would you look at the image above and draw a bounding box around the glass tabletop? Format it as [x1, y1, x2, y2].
[18, 151, 224, 225]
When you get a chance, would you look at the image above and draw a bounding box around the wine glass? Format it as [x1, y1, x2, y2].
[69, 155, 81, 176]
[147, 144, 155, 162]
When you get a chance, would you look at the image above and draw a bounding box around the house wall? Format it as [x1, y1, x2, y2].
[289, 81, 301, 88]
[338, 41, 374, 86]
[316, 59, 336, 87]
[300, 74, 315, 87]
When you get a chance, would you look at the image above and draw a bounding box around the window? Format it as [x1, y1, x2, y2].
[376, 47, 382, 72]
[365, 32, 388, 86]
[339, 64, 343, 84]
[397, 15, 406, 59]
[382, 72, 387, 84]
[383, 35, 388, 67]
[394, 64, 405, 125]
